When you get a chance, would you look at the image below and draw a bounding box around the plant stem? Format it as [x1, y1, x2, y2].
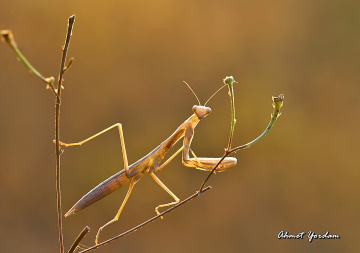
[0, 30, 57, 95]
[223, 76, 236, 150]
[199, 94, 284, 191]
[55, 15, 75, 253]
[68, 226, 90, 253]
[230, 94, 284, 152]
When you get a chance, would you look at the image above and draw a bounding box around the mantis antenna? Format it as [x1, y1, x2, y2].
[183, 81, 201, 105]
[204, 84, 227, 106]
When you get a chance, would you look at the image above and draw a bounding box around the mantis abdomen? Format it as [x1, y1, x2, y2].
[65, 169, 130, 216]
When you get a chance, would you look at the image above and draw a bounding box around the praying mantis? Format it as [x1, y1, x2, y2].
[60, 82, 237, 245]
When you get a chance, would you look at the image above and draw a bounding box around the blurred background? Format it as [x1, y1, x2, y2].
[1, 0, 359, 252]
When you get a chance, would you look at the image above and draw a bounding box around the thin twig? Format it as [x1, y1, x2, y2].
[78, 186, 212, 253]
[63, 57, 74, 74]
[0, 30, 58, 96]
[69, 226, 90, 253]
[223, 76, 236, 150]
[199, 94, 284, 191]
[55, 15, 75, 253]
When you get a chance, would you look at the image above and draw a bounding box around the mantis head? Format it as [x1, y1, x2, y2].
[192, 105, 212, 119]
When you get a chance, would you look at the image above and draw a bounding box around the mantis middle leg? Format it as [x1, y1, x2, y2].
[150, 171, 180, 216]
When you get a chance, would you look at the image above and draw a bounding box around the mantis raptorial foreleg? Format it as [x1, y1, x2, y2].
[185, 144, 207, 169]
[95, 179, 137, 245]
[58, 123, 137, 178]
[181, 125, 237, 172]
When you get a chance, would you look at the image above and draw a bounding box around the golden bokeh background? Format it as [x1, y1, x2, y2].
[1, 0, 359, 252]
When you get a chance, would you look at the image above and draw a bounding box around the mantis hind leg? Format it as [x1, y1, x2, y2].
[95, 179, 137, 245]
[57, 123, 137, 178]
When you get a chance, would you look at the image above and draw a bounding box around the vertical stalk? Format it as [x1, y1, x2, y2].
[55, 15, 75, 253]
[223, 76, 236, 150]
